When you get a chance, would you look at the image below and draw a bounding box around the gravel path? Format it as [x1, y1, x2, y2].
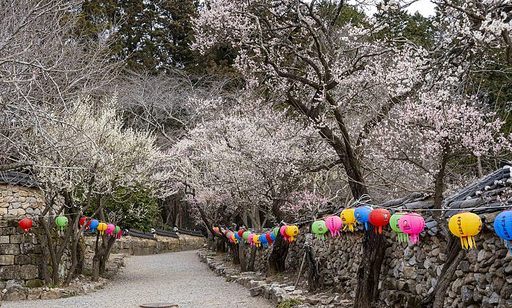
[3, 250, 273, 308]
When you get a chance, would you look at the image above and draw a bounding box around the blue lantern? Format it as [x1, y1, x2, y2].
[234, 233, 242, 243]
[259, 234, 268, 248]
[494, 210, 512, 252]
[355, 206, 373, 230]
[89, 219, 99, 232]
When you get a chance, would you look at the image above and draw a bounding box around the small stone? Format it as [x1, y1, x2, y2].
[477, 250, 486, 262]
[283, 286, 295, 292]
[0, 255, 14, 265]
[488, 292, 500, 304]
[249, 286, 263, 297]
[461, 286, 473, 303]
[40, 289, 62, 300]
[408, 255, 417, 266]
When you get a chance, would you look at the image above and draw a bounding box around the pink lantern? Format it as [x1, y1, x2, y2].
[398, 213, 425, 244]
[324, 216, 343, 237]
[106, 224, 115, 236]
[248, 233, 255, 246]
[116, 230, 123, 239]
[280, 225, 289, 241]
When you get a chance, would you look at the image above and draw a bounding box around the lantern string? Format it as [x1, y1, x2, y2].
[219, 203, 512, 233]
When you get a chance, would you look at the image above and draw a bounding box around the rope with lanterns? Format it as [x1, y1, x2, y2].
[213, 203, 512, 252]
[16, 215, 123, 240]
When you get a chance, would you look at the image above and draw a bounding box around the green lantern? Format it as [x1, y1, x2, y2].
[55, 216, 68, 231]
[311, 220, 328, 240]
[389, 213, 408, 243]
[242, 231, 251, 241]
[272, 227, 280, 237]
[114, 226, 121, 235]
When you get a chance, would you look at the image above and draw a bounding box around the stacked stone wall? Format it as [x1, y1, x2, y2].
[249, 213, 512, 307]
[0, 184, 45, 289]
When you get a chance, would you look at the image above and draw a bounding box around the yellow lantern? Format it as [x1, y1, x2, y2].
[253, 234, 261, 247]
[341, 208, 356, 232]
[97, 222, 108, 235]
[448, 212, 482, 249]
[285, 225, 299, 242]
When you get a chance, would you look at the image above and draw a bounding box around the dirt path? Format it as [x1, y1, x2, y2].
[3, 250, 273, 308]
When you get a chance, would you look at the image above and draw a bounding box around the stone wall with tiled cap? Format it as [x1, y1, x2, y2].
[0, 184, 45, 289]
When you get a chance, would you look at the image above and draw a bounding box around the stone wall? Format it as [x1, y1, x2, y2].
[0, 184, 44, 220]
[85, 233, 205, 256]
[248, 213, 512, 307]
[0, 184, 45, 289]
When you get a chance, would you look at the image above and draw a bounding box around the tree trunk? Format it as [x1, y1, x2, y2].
[239, 243, 248, 272]
[248, 246, 256, 271]
[305, 244, 320, 292]
[75, 237, 86, 276]
[268, 233, 289, 274]
[354, 232, 387, 308]
[92, 233, 102, 282]
[232, 243, 240, 265]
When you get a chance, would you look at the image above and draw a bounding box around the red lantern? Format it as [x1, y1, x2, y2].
[369, 208, 391, 234]
[79, 216, 88, 228]
[265, 232, 273, 244]
[237, 229, 245, 238]
[18, 217, 33, 233]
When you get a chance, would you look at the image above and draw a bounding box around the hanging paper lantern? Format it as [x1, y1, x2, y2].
[355, 206, 372, 230]
[389, 213, 408, 243]
[237, 229, 245, 238]
[242, 231, 251, 242]
[341, 208, 357, 232]
[18, 217, 33, 233]
[324, 216, 343, 237]
[253, 234, 261, 247]
[269, 231, 276, 242]
[234, 232, 242, 243]
[114, 226, 121, 235]
[55, 216, 68, 231]
[280, 225, 290, 242]
[273, 227, 280, 238]
[449, 212, 482, 250]
[79, 216, 88, 229]
[398, 213, 425, 245]
[259, 234, 269, 248]
[225, 230, 234, 241]
[285, 225, 299, 242]
[248, 233, 255, 246]
[212, 226, 221, 235]
[116, 229, 123, 240]
[265, 232, 273, 245]
[494, 210, 512, 252]
[106, 224, 115, 236]
[369, 208, 391, 234]
[89, 219, 99, 232]
[311, 220, 328, 240]
[97, 222, 108, 235]
[230, 233, 238, 244]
